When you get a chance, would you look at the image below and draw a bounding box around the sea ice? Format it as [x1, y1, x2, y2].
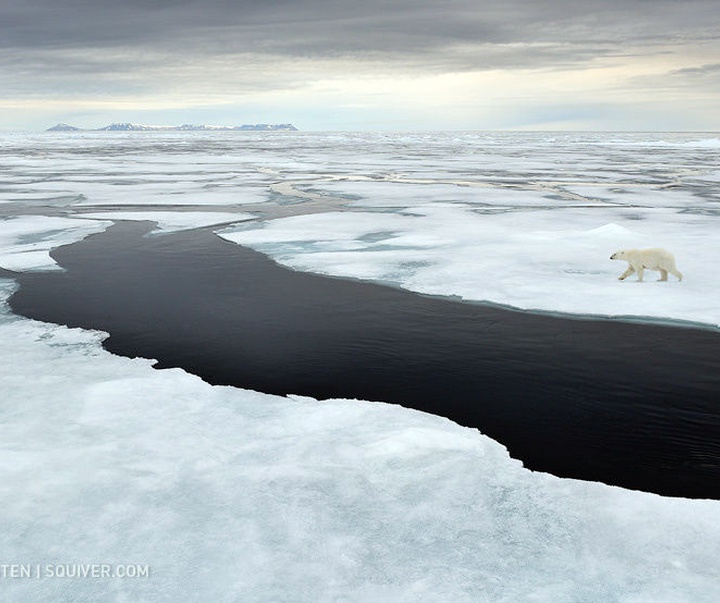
[1, 279, 720, 602]
[2, 131, 720, 600]
[4, 129, 719, 324]
[220, 203, 720, 328]
[0, 215, 112, 271]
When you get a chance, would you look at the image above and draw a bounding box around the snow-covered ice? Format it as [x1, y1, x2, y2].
[0, 216, 112, 271]
[214, 131, 720, 329]
[1, 279, 720, 602]
[2, 130, 720, 600]
[5, 130, 715, 327]
[220, 203, 720, 328]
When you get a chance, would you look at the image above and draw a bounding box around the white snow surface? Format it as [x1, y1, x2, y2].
[1, 279, 720, 602]
[0, 216, 112, 271]
[2, 131, 720, 600]
[220, 205, 720, 328]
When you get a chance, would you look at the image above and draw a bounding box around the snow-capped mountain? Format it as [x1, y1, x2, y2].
[46, 123, 298, 132]
[46, 123, 82, 131]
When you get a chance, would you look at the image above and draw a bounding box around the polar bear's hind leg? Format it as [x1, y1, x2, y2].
[635, 264, 644, 282]
[658, 269, 668, 281]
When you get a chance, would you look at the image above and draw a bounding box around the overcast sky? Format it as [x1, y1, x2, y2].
[1, 0, 719, 131]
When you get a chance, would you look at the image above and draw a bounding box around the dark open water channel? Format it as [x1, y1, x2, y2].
[9, 222, 720, 499]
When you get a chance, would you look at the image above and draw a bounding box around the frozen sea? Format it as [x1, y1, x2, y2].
[1, 130, 720, 601]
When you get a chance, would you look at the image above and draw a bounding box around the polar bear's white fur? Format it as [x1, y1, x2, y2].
[610, 248, 682, 282]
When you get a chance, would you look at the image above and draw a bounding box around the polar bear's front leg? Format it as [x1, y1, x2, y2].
[619, 264, 635, 280]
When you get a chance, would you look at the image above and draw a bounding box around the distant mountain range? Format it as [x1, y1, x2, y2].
[46, 123, 298, 132]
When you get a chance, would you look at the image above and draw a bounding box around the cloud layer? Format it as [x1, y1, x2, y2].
[2, 0, 719, 129]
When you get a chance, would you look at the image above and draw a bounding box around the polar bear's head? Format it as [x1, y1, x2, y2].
[610, 250, 627, 260]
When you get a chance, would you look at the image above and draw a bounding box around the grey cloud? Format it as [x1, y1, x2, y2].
[660, 63, 720, 91]
[626, 61, 720, 96]
[2, 0, 719, 99]
[3, 0, 718, 55]
[669, 63, 720, 77]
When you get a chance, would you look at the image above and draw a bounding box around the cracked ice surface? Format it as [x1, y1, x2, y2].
[214, 132, 720, 329]
[2, 131, 720, 601]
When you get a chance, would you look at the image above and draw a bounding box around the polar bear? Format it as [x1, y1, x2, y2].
[610, 248, 682, 282]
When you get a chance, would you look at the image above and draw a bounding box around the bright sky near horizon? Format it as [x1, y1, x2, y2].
[1, 0, 719, 132]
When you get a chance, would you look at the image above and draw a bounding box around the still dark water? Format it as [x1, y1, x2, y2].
[10, 222, 720, 499]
